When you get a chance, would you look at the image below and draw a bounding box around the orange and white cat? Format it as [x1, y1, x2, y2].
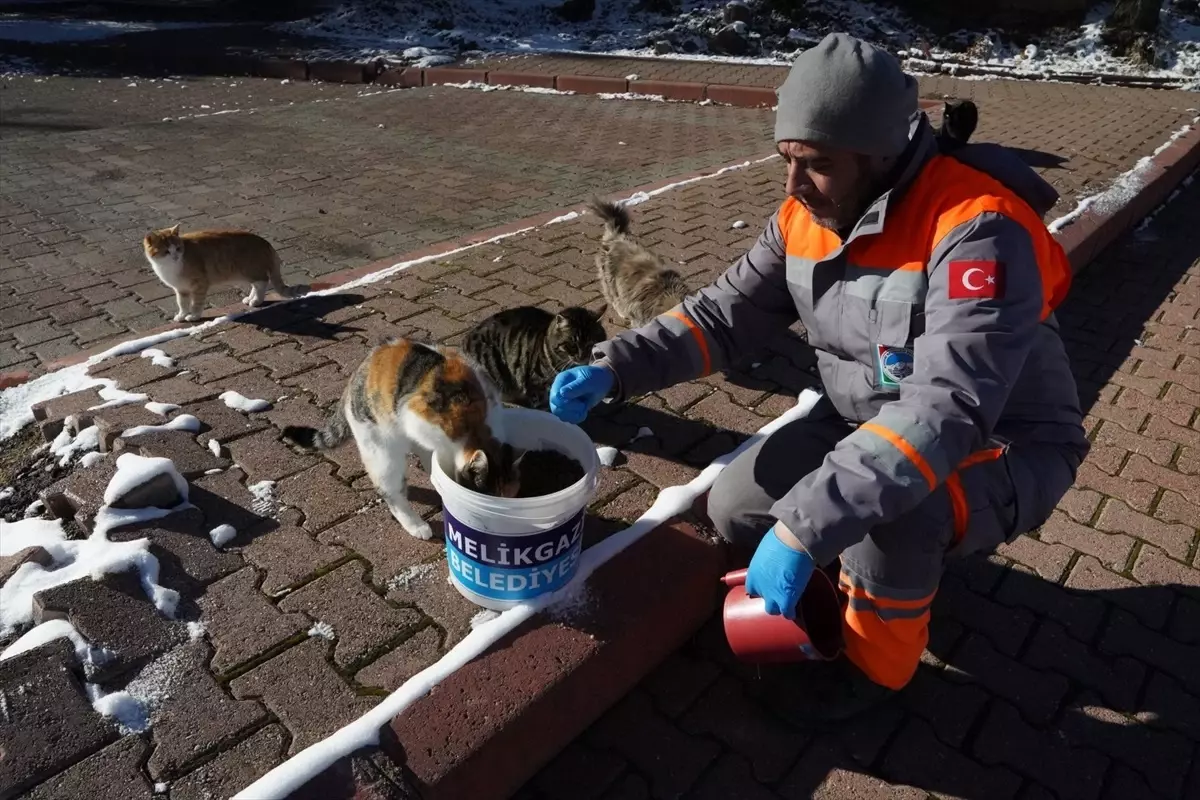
[281, 337, 522, 539]
[143, 225, 296, 322]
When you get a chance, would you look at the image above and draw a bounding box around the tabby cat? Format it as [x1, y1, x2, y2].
[143, 225, 295, 322]
[587, 198, 691, 328]
[281, 338, 521, 540]
[935, 99, 979, 152]
[464, 305, 607, 409]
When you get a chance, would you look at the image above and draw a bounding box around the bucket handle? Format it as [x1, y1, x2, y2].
[721, 568, 748, 587]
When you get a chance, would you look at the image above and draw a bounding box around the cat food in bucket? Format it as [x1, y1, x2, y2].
[430, 407, 599, 611]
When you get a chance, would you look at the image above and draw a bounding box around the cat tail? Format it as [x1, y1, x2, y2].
[268, 249, 301, 298]
[586, 197, 631, 241]
[281, 402, 349, 451]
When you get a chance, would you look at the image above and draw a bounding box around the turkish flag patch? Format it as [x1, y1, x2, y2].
[948, 260, 1004, 299]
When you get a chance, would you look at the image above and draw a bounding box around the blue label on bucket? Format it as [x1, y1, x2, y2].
[443, 506, 585, 603]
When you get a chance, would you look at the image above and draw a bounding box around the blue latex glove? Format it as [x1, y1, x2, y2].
[549, 365, 614, 424]
[744, 526, 816, 620]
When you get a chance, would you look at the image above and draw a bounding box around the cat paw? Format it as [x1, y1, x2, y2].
[394, 514, 434, 540]
[172, 312, 186, 322]
[184, 313, 200, 322]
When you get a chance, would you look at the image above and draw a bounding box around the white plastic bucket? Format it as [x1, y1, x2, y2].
[430, 407, 600, 610]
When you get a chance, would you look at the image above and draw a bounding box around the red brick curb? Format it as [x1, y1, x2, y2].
[383, 522, 725, 800]
[1054, 123, 1200, 273]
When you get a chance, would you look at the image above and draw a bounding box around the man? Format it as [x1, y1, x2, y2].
[548, 32, 1089, 721]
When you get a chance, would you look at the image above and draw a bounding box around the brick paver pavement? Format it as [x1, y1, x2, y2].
[5, 122, 1198, 796]
[0, 77, 775, 374]
[515, 176, 1200, 800]
[4, 67, 1197, 378]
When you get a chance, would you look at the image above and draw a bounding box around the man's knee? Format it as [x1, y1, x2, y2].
[706, 464, 771, 551]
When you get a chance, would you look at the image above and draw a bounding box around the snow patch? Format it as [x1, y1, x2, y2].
[231, 388, 826, 798]
[0, 487, 11, 502]
[595, 446, 619, 467]
[140, 348, 175, 368]
[89, 384, 150, 411]
[248, 481, 278, 517]
[145, 401, 180, 417]
[186, 621, 207, 642]
[208, 524, 237, 548]
[23, 499, 44, 519]
[121, 414, 201, 439]
[387, 562, 437, 592]
[731, 220, 748, 229]
[0, 517, 70, 560]
[103, 453, 188, 506]
[87, 685, 149, 734]
[208, 439, 222, 457]
[469, 609, 499, 629]
[49, 424, 99, 467]
[79, 452, 104, 469]
[597, 91, 665, 102]
[220, 390, 272, 413]
[0, 619, 115, 667]
[308, 621, 335, 640]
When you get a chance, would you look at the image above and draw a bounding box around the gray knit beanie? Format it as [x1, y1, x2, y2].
[774, 33, 918, 157]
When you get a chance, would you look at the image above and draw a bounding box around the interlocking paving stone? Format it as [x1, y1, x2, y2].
[106, 507, 243, 588]
[385, 556, 478, 649]
[275, 462, 365, 533]
[140, 644, 266, 779]
[188, 466, 273, 535]
[0, 641, 115, 797]
[236, 520, 348, 597]
[196, 566, 309, 674]
[277, 561, 423, 668]
[113, 429, 230, 479]
[169, 724, 287, 800]
[353, 625, 443, 692]
[226, 429, 316, 483]
[228, 638, 377, 754]
[33, 571, 187, 680]
[22, 733, 152, 800]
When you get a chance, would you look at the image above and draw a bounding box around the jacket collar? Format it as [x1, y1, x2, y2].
[840, 113, 938, 244]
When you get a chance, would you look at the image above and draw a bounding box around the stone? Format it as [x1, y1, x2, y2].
[33, 572, 187, 681]
[23, 736, 153, 799]
[355, 626, 443, 691]
[711, 23, 753, 56]
[40, 458, 119, 529]
[107, 471, 184, 511]
[186, 398, 270, 447]
[723, 1, 751, 23]
[289, 746, 416, 799]
[317, 505, 442, 589]
[226, 429, 316, 482]
[278, 561, 423, 668]
[276, 463, 366, 532]
[0, 640, 115, 798]
[142, 643, 266, 779]
[106, 507, 243, 588]
[169, 725, 287, 800]
[197, 566, 309, 674]
[0, 545, 52, 583]
[189, 467, 273, 535]
[229, 638, 377, 754]
[386, 556, 478, 648]
[237, 515, 347, 598]
[113, 429, 230, 479]
[92, 404, 175, 453]
[31, 387, 104, 441]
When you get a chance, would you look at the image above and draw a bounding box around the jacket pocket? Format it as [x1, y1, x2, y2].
[872, 299, 915, 392]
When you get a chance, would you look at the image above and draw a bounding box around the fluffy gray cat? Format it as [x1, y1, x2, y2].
[587, 198, 690, 329]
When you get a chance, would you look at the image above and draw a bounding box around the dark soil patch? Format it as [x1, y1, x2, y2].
[0, 425, 70, 522]
[517, 449, 585, 498]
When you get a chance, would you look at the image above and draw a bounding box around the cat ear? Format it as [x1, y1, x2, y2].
[552, 313, 571, 330]
[168, 224, 181, 236]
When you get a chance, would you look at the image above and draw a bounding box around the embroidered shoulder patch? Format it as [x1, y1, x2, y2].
[948, 260, 1005, 299]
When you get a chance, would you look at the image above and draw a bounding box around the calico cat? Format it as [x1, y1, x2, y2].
[464, 305, 607, 409]
[143, 225, 295, 322]
[935, 99, 979, 152]
[281, 338, 521, 540]
[587, 198, 691, 329]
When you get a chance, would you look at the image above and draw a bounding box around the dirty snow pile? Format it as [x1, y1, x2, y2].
[274, 0, 1200, 88]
